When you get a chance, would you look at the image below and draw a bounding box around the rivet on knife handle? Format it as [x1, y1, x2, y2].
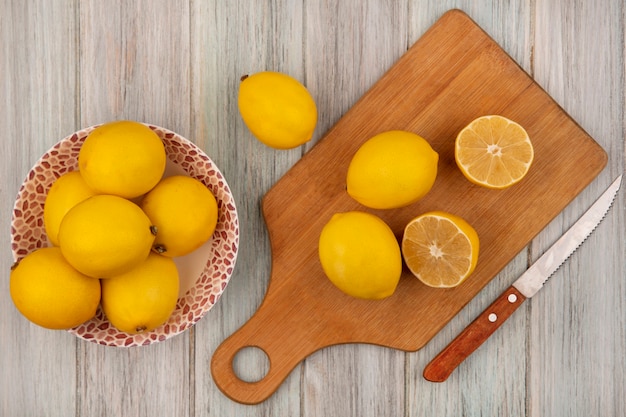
[423, 286, 526, 382]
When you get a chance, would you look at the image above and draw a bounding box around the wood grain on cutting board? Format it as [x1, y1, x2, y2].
[211, 9, 607, 404]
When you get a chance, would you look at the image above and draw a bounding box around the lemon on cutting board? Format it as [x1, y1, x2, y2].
[238, 71, 318, 149]
[58, 194, 155, 278]
[78, 120, 166, 199]
[10, 247, 101, 330]
[318, 211, 402, 300]
[455, 115, 534, 189]
[346, 130, 439, 209]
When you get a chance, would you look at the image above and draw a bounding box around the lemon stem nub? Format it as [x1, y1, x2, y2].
[135, 325, 147, 333]
[153, 245, 167, 254]
[150, 225, 158, 236]
[240, 74, 249, 82]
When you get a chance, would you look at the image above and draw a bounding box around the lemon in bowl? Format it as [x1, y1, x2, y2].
[43, 171, 97, 247]
[58, 194, 155, 278]
[141, 175, 218, 258]
[78, 120, 167, 199]
[101, 252, 180, 335]
[10, 247, 101, 330]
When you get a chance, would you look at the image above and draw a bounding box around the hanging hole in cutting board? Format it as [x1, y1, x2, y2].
[233, 346, 270, 383]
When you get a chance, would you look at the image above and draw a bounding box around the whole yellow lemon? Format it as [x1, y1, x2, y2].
[44, 171, 97, 246]
[346, 130, 439, 209]
[78, 120, 166, 199]
[238, 71, 317, 149]
[10, 247, 101, 330]
[101, 252, 179, 334]
[141, 175, 218, 257]
[58, 194, 155, 278]
[318, 211, 402, 300]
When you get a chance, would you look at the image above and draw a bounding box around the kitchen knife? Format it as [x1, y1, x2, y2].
[423, 175, 622, 382]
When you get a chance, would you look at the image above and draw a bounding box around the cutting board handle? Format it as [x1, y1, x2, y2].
[210, 302, 318, 405]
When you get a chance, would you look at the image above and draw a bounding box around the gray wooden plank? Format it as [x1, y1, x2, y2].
[301, 2, 409, 416]
[406, 2, 532, 416]
[529, 0, 625, 416]
[191, 0, 306, 415]
[76, 1, 192, 416]
[78, 342, 191, 417]
[0, 1, 80, 416]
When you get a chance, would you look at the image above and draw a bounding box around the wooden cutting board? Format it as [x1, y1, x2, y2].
[211, 9, 607, 404]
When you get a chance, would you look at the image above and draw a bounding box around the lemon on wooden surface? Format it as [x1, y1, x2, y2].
[43, 171, 98, 246]
[318, 211, 402, 300]
[346, 130, 439, 209]
[10, 247, 101, 330]
[401, 211, 479, 288]
[455, 115, 534, 189]
[140, 175, 218, 257]
[101, 252, 180, 334]
[78, 120, 166, 199]
[238, 71, 317, 149]
[58, 194, 155, 278]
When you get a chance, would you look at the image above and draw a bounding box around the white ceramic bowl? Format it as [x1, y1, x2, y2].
[10, 123, 239, 347]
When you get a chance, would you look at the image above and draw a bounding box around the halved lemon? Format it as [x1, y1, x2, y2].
[455, 115, 534, 189]
[401, 211, 479, 288]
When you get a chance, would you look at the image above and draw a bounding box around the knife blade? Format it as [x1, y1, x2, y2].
[423, 175, 622, 382]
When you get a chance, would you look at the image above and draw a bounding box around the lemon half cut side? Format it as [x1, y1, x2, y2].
[455, 115, 533, 189]
[401, 211, 479, 288]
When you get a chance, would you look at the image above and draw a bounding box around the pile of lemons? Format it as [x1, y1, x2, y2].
[238, 71, 534, 300]
[10, 120, 218, 334]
